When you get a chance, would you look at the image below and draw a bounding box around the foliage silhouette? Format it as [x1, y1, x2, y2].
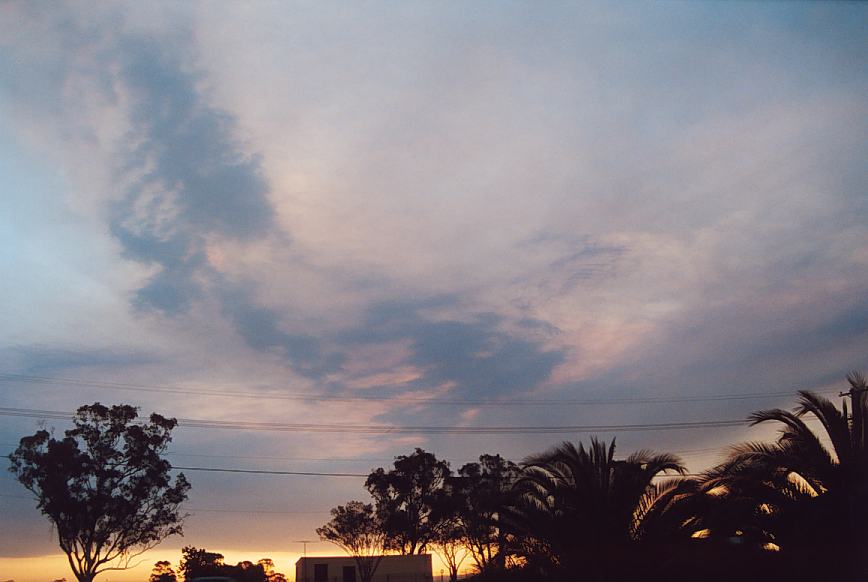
[317, 501, 387, 582]
[431, 513, 466, 582]
[365, 448, 451, 554]
[508, 437, 683, 581]
[7, 403, 190, 582]
[179, 547, 285, 582]
[692, 373, 868, 578]
[149, 561, 177, 582]
[453, 454, 520, 575]
[179, 546, 226, 579]
[257, 558, 288, 582]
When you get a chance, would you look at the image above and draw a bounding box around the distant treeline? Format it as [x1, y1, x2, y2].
[149, 550, 286, 582]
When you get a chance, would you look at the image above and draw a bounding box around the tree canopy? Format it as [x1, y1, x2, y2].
[688, 374, 868, 579]
[510, 438, 684, 580]
[454, 454, 520, 574]
[365, 448, 451, 554]
[179, 547, 287, 582]
[149, 561, 176, 582]
[317, 500, 387, 582]
[8, 403, 190, 582]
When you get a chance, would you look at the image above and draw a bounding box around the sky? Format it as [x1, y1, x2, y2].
[1, 1, 867, 580]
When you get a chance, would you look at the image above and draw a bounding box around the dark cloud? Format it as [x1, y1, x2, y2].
[2, 345, 155, 376]
[132, 258, 207, 314]
[409, 318, 565, 397]
[351, 295, 460, 336]
[103, 34, 337, 376]
[121, 39, 272, 239]
[343, 299, 566, 401]
[218, 283, 345, 378]
[110, 37, 274, 315]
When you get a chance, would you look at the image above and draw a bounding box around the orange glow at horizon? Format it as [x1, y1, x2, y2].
[0, 548, 464, 582]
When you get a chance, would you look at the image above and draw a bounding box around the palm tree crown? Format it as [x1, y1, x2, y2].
[509, 437, 684, 579]
[685, 373, 868, 577]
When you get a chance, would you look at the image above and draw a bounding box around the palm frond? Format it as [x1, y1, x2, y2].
[794, 391, 850, 464]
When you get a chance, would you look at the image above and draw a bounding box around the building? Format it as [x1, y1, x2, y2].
[295, 554, 433, 582]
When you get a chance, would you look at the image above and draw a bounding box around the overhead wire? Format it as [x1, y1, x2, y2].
[0, 372, 837, 406]
[0, 443, 727, 470]
[0, 493, 329, 514]
[169, 466, 367, 477]
[0, 406, 758, 434]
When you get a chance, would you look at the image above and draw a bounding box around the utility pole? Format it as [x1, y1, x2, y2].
[294, 540, 314, 582]
[839, 379, 868, 426]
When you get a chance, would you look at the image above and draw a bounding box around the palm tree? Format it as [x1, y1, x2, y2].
[507, 437, 684, 581]
[689, 373, 868, 577]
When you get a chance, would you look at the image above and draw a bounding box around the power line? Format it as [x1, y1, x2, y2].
[185, 507, 329, 515]
[0, 443, 726, 466]
[0, 406, 755, 434]
[0, 444, 403, 462]
[0, 444, 460, 463]
[170, 465, 710, 480]
[170, 466, 367, 477]
[0, 494, 328, 514]
[0, 372, 833, 406]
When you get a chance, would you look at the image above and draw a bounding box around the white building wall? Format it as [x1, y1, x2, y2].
[295, 554, 433, 582]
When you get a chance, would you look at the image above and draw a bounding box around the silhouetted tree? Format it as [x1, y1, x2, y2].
[7, 403, 190, 582]
[317, 500, 387, 582]
[432, 518, 467, 582]
[231, 560, 267, 582]
[630, 476, 709, 543]
[365, 448, 451, 554]
[696, 374, 868, 578]
[178, 548, 284, 582]
[179, 546, 227, 579]
[149, 561, 177, 582]
[454, 454, 520, 574]
[257, 559, 287, 582]
[509, 438, 683, 581]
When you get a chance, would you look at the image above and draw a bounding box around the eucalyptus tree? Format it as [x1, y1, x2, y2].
[317, 501, 388, 582]
[454, 454, 521, 574]
[8, 403, 190, 582]
[365, 448, 452, 554]
[432, 518, 467, 582]
[149, 561, 177, 582]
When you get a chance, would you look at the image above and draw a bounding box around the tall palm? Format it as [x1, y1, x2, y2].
[508, 437, 684, 580]
[696, 373, 868, 576]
